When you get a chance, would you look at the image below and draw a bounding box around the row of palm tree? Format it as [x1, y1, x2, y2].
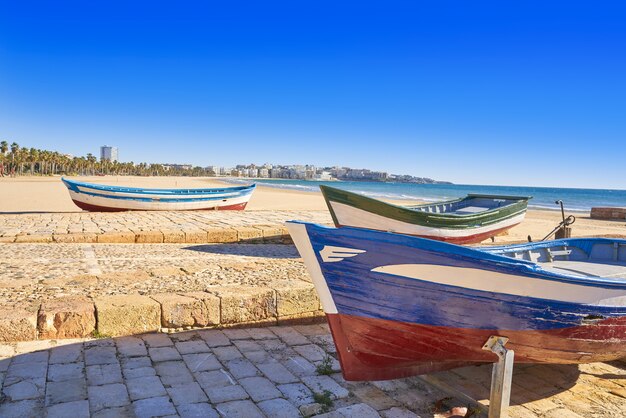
[0, 141, 215, 177]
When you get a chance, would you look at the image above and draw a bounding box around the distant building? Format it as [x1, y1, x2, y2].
[100, 146, 118, 162]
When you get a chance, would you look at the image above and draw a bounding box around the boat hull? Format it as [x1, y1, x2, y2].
[286, 222, 626, 381]
[62, 178, 255, 211]
[327, 313, 626, 381]
[321, 186, 530, 244]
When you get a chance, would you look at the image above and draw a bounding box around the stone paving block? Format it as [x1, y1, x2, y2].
[182, 352, 221, 373]
[126, 375, 168, 401]
[205, 227, 238, 243]
[302, 375, 350, 399]
[212, 345, 243, 361]
[166, 382, 208, 405]
[84, 346, 118, 366]
[226, 358, 260, 379]
[198, 329, 230, 347]
[135, 230, 164, 243]
[175, 340, 210, 355]
[294, 324, 328, 336]
[183, 229, 207, 243]
[352, 384, 399, 410]
[0, 307, 37, 342]
[222, 328, 250, 340]
[258, 397, 302, 418]
[37, 297, 96, 339]
[208, 286, 277, 324]
[154, 361, 195, 387]
[243, 349, 272, 363]
[91, 405, 135, 418]
[181, 291, 220, 325]
[336, 403, 381, 417]
[162, 230, 185, 243]
[46, 400, 90, 418]
[15, 234, 52, 243]
[133, 396, 177, 418]
[116, 336, 148, 357]
[53, 233, 97, 243]
[233, 339, 263, 353]
[257, 360, 299, 384]
[149, 346, 182, 362]
[278, 382, 314, 407]
[214, 399, 264, 418]
[123, 366, 157, 379]
[177, 402, 219, 418]
[151, 293, 210, 328]
[235, 226, 264, 243]
[247, 327, 276, 340]
[274, 281, 320, 317]
[282, 355, 317, 377]
[95, 295, 161, 337]
[0, 399, 43, 418]
[49, 344, 83, 364]
[88, 383, 130, 412]
[205, 384, 250, 403]
[239, 376, 282, 402]
[121, 356, 152, 370]
[11, 349, 49, 364]
[195, 369, 236, 390]
[6, 361, 48, 383]
[87, 363, 123, 386]
[294, 343, 327, 362]
[0, 235, 16, 243]
[380, 407, 420, 418]
[96, 231, 135, 243]
[269, 325, 310, 346]
[45, 378, 87, 405]
[48, 362, 84, 382]
[3, 378, 45, 401]
[142, 333, 174, 347]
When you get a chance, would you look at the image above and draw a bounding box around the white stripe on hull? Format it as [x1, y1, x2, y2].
[285, 223, 338, 314]
[69, 190, 251, 211]
[76, 186, 247, 200]
[330, 201, 526, 238]
[372, 264, 626, 306]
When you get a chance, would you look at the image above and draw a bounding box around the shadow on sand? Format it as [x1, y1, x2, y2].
[182, 243, 300, 259]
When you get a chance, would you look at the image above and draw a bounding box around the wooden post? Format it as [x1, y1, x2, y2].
[482, 336, 514, 418]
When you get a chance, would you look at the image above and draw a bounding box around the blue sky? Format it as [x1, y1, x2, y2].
[1, 1, 625, 188]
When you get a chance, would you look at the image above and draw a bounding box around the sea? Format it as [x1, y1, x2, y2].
[225, 179, 626, 213]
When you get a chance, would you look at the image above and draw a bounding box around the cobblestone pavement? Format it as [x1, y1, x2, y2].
[0, 210, 332, 243]
[0, 243, 306, 308]
[0, 324, 625, 418]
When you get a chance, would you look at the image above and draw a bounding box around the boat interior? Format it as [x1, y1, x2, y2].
[491, 241, 626, 280]
[411, 196, 523, 215]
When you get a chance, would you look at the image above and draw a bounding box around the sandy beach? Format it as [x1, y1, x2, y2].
[1, 175, 624, 243]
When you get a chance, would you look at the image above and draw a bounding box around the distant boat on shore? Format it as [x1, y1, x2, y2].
[62, 178, 255, 211]
[287, 221, 626, 381]
[320, 185, 531, 244]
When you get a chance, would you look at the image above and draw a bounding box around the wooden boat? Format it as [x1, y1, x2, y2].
[286, 221, 626, 381]
[320, 185, 531, 244]
[62, 178, 255, 211]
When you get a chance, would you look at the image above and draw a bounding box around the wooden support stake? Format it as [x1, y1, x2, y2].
[482, 336, 514, 418]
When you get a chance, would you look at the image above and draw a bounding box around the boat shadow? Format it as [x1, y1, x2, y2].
[182, 243, 300, 259]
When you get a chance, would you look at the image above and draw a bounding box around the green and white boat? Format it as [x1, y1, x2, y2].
[320, 185, 531, 244]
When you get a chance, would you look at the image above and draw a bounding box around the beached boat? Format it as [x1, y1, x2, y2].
[320, 185, 531, 244]
[287, 221, 626, 381]
[62, 178, 255, 211]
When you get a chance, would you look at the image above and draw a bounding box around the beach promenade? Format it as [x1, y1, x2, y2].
[0, 177, 625, 417]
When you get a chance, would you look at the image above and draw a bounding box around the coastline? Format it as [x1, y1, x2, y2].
[0, 176, 624, 243]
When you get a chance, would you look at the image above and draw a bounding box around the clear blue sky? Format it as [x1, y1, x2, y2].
[1, 1, 625, 188]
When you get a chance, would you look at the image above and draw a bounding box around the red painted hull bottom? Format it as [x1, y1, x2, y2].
[71, 200, 248, 212]
[327, 313, 626, 381]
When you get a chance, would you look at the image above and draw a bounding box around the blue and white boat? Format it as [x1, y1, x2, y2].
[287, 221, 626, 381]
[62, 178, 256, 211]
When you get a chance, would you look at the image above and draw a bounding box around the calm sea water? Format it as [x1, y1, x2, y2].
[226, 178, 626, 212]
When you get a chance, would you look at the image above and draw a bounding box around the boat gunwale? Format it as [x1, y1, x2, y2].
[62, 177, 256, 195]
[291, 221, 626, 289]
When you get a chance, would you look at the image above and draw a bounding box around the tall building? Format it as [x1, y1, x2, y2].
[100, 146, 118, 162]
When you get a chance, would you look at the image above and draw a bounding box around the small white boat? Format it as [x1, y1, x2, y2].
[62, 178, 255, 211]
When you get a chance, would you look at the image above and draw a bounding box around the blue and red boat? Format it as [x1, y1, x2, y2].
[286, 221, 626, 381]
